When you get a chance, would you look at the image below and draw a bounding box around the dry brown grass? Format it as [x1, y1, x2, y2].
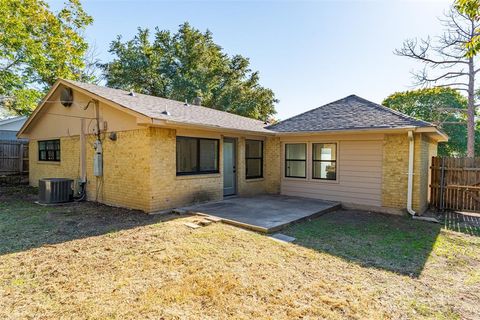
[1, 186, 480, 319]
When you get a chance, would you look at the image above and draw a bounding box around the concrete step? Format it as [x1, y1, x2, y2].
[204, 215, 223, 222]
[270, 233, 296, 243]
[184, 222, 201, 229]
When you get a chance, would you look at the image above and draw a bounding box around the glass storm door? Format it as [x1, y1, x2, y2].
[223, 138, 236, 196]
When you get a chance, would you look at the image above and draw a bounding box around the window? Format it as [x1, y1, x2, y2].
[176, 137, 219, 175]
[245, 140, 263, 179]
[285, 143, 306, 178]
[38, 140, 60, 162]
[312, 143, 337, 180]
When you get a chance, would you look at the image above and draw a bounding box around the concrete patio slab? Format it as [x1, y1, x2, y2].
[180, 195, 341, 233]
[270, 233, 296, 243]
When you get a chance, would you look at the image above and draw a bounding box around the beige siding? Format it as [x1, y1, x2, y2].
[21, 85, 144, 140]
[280, 136, 383, 206]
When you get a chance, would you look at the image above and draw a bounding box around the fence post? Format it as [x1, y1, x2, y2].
[18, 143, 24, 173]
[439, 157, 445, 212]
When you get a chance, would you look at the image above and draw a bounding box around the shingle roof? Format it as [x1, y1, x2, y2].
[267, 94, 433, 132]
[62, 81, 434, 134]
[63, 79, 271, 133]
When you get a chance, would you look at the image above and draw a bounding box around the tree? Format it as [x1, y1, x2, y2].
[102, 23, 278, 120]
[0, 0, 93, 115]
[383, 88, 468, 156]
[456, 0, 480, 57]
[395, 4, 479, 157]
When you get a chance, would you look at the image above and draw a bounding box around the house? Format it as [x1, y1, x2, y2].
[17, 79, 447, 215]
[0, 116, 27, 141]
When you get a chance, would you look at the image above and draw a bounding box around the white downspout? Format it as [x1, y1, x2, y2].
[407, 130, 415, 216]
[80, 118, 86, 183]
[407, 130, 439, 223]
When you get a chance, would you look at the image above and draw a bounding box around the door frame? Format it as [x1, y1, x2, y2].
[223, 137, 237, 196]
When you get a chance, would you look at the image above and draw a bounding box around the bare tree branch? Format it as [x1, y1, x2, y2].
[435, 82, 469, 87]
[396, 38, 470, 67]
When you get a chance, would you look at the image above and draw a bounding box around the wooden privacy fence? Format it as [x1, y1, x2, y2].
[430, 157, 480, 212]
[0, 140, 28, 174]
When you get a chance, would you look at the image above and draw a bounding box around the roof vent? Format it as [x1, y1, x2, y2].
[60, 87, 74, 107]
[184, 99, 189, 107]
[162, 105, 171, 116]
[193, 97, 202, 106]
[128, 90, 136, 97]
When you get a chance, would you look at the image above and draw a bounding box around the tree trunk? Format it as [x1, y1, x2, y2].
[467, 57, 475, 157]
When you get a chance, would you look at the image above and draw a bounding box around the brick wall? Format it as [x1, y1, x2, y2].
[29, 136, 80, 187]
[236, 136, 281, 196]
[148, 127, 223, 212]
[264, 136, 281, 194]
[148, 128, 280, 212]
[382, 134, 408, 210]
[33, 127, 440, 215]
[381, 132, 437, 214]
[87, 130, 151, 211]
[29, 129, 152, 212]
[29, 127, 280, 213]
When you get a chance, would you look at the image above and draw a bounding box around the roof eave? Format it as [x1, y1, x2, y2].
[272, 126, 449, 141]
[272, 126, 418, 136]
[17, 80, 63, 138]
[138, 118, 275, 136]
[415, 126, 449, 142]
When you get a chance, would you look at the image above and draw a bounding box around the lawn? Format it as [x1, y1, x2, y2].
[1, 185, 479, 319]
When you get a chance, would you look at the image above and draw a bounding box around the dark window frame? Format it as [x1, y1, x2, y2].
[176, 136, 220, 176]
[312, 143, 337, 181]
[38, 139, 61, 162]
[285, 143, 307, 178]
[245, 139, 263, 179]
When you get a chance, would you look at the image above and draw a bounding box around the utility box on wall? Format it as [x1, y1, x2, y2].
[93, 139, 103, 176]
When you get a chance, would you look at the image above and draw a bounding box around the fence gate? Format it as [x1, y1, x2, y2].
[0, 140, 29, 174]
[430, 156, 480, 212]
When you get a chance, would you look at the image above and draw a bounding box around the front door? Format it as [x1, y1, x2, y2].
[223, 138, 237, 196]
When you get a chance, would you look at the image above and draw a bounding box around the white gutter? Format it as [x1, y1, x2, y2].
[407, 130, 439, 223]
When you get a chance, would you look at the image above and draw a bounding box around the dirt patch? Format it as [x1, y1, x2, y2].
[0, 185, 174, 255]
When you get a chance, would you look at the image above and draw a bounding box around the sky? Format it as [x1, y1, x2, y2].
[49, 0, 452, 120]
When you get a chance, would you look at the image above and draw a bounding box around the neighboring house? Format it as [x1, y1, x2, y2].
[0, 116, 27, 140]
[17, 79, 447, 214]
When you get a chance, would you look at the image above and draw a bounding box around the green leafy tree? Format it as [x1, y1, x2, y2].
[456, 0, 480, 57]
[383, 88, 468, 156]
[0, 0, 93, 115]
[102, 23, 278, 120]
